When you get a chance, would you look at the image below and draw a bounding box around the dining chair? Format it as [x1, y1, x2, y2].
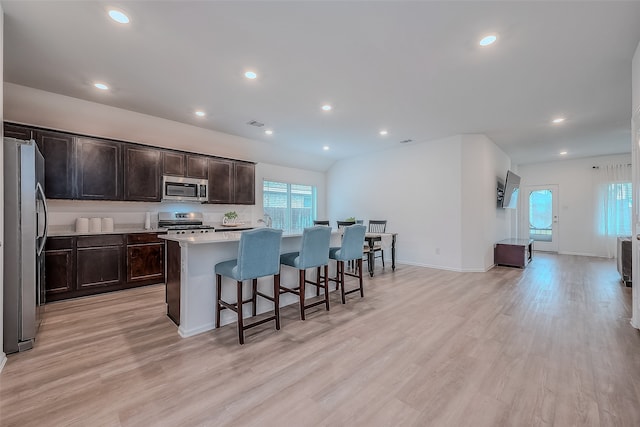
[367, 220, 387, 268]
[329, 224, 366, 304]
[214, 228, 283, 344]
[313, 220, 330, 226]
[279, 226, 332, 320]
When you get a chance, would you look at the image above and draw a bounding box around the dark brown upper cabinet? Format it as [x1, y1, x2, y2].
[162, 151, 185, 176]
[208, 158, 234, 204]
[186, 154, 208, 179]
[208, 159, 255, 205]
[124, 145, 161, 202]
[35, 130, 76, 199]
[234, 162, 255, 205]
[4, 123, 34, 140]
[76, 137, 123, 200]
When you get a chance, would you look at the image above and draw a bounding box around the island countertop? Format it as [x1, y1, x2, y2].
[159, 229, 312, 244]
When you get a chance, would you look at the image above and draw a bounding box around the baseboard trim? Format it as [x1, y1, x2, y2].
[398, 260, 490, 273]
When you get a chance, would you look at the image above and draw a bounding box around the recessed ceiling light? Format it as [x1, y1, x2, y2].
[195, 111, 206, 117]
[379, 130, 388, 136]
[265, 130, 273, 135]
[245, 71, 257, 79]
[108, 9, 130, 24]
[479, 34, 497, 46]
[323, 146, 330, 151]
[552, 117, 566, 124]
[560, 151, 568, 155]
[94, 83, 109, 90]
[321, 104, 332, 112]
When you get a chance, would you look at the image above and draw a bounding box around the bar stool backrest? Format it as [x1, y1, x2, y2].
[334, 225, 366, 261]
[297, 226, 331, 269]
[236, 228, 283, 281]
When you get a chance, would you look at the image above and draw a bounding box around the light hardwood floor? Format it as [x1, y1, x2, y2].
[1, 253, 640, 426]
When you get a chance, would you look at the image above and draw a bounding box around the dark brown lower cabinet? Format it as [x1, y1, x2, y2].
[76, 234, 125, 290]
[44, 233, 166, 302]
[126, 233, 165, 285]
[45, 237, 75, 302]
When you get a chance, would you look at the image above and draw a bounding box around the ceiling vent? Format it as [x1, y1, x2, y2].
[399, 139, 413, 144]
[247, 120, 264, 127]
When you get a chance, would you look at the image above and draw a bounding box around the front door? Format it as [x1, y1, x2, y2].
[522, 185, 559, 252]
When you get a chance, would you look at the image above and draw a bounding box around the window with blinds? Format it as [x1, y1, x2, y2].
[263, 180, 316, 232]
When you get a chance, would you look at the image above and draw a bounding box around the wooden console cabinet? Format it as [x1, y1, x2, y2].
[494, 238, 533, 268]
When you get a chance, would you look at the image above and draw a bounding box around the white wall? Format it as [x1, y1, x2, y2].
[460, 135, 512, 271]
[0, 5, 6, 371]
[327, 134, 511, 272]
[630, 40, 640, 329]
[517, 153, 631, 257]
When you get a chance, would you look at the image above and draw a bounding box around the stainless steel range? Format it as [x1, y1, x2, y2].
[158, 212, 215, 235]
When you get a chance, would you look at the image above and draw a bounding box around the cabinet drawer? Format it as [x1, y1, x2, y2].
[77, 234, 124, 248]
[46, 236, 75, 250]
[127, 233, 164, 244]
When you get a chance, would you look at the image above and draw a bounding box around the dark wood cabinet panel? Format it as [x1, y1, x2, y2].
[77, 234, 124, 248]
[76, 137, 123, 200]
[208, 158, 234, 203]
[162, 151, 185, 176]
[44, 236, 76, 302]
[186, 155, 209, 179]
[36, 131, 76, 199]
[234, 162, 255, 205]
[127, 243, 165, 284]
[124, 145, 161, 201]
[4, 123, 34, 140]
[166, 241, 181, 325]
[77, 246, 124, 289]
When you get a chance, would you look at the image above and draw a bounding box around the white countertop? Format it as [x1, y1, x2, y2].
[47, 226, 168, 237]
[159, 229, 313, 244]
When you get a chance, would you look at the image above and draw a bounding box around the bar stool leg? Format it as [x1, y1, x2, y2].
[237, 280, 244, 345]
[216, 274, 222, 328]
[323, 264, 329, 310]
[316, 267, 321, 297]
[274, 274, 281, 330]
[340, 261, 346, 304]
[251, 279, 258, 317]
[357, 258, 364, 297]
[299, 269, 306, 320]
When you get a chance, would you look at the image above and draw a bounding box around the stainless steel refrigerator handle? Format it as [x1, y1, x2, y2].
[36, 182, 48, 255]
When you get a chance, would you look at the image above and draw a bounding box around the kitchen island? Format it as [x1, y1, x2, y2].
[160, 230, 342, 338]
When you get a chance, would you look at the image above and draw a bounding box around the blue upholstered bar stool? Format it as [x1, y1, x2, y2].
[279, 226, 332, 320]
[329, 224, 366, 304]
[215, 228, 283, 345]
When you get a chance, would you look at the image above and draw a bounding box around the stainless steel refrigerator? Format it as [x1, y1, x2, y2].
[3, 137, 48, 353]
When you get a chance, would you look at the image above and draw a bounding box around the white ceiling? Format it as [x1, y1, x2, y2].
[3, 1, 640, 170]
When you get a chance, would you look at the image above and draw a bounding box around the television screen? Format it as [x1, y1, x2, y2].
[501, 170, 521, 209]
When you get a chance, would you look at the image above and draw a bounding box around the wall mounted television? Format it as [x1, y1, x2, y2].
[498, 170, 521, 209]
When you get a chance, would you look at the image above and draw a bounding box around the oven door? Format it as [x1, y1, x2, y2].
[162, 176, 208, 202]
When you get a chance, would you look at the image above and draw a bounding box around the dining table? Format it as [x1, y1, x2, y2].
[364, 232, 397, 277]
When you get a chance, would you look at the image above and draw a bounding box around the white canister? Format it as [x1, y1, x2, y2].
[101, 217, 114, 232]
[89, 217, 102, 233]
[76, 217, 89, 233]
[144, 212, 151, 230]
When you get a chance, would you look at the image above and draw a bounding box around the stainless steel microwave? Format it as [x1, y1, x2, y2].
[162, 176, 208, 202]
